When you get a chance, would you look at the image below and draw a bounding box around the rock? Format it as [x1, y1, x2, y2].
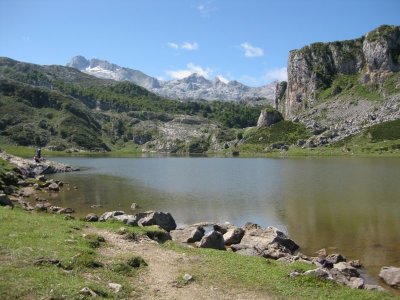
[80, 287, 98, 297]
[304, 268, 332, 280]
[17, 180, 28, 187]
[64, 214, 75, 220]
[108, 283, 122, 293]
[0, 194, 13, 207]
[213, 223, 233, 235]
[242, 222, 261, 231]
[48, 206, 63, 213]
[99, 211, 126, 221]
[364, 284, 386, 292]
[349, 260, 362, 268]
[57, 207, 74, 214]
[130, 202, 139, 210]
[35, 203, 48, 212]
[240, 226, 299, 254]
[199, 230, 225, 250]
[85, 213, 99, 222]
[257, 109, 284, 127]
[333, 262, 360, 278]
[326, 253, 346, 264]
[261, 243, 293, 259]
[112, 214, 137, 225]
[33, 257, 60, 266]
[182, 273, 193, 283]
[347, 277, 364, 289]
[379, 266, 400, 289]
[48, 182, 60, 191]
[223, 228, 245, 245]
[35, 175, 46, 182]
[230, 244, 259, 256]
[137, 211, 177, 231]
[170, 226, 205, 243]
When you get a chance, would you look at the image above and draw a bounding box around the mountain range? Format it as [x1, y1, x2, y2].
[67, 56, 275, 103]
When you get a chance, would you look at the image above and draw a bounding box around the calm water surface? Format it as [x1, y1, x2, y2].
[50, 156, 400, 282]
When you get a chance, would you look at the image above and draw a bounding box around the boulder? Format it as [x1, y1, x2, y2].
[57, 207, 75, 214]
[257, 109, 283, 127]
[85, 213, 99, 222]
[170, 226, 205, 243]
[35, 203, 48, 212]
[48, 182, 60, 192]
[240, 226, 299, 253]
[0, 194, 13, 207]
[199, 230, 225, 250]
[137, 211, 177, 231]
[347, 277, 364, 289]
[130, 202, 139, 210]
[35, 175, 46, 182]
[261, 242, 293, 259]
[113, 214, 138, 225]
[108, 283, 122, 293]
[333, 262, 360, 278]
[223, 228, 245, 245]
[349, 260, 362, 268]
[304, 268, 332, 280]
[213, 223, 234, 235]
[99, 211, 126, 221]
[379, 266, 400, 289]
[326, 253, 346, 264]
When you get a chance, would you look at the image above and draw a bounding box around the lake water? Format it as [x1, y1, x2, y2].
[49, 156, 400, 283]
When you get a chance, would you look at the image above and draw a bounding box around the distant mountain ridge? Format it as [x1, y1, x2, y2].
[67, 56, 275, 103]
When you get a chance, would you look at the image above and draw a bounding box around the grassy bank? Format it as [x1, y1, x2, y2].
[0, 207, 396, 299]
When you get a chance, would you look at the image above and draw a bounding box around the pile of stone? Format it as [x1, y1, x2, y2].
[85, 210, 177, 233]
[169, 221, 394, 292]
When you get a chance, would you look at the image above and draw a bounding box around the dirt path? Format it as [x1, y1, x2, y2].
[89, 228, 270, 300]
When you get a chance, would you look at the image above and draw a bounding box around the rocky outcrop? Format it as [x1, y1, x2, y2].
[379, 266, 400, 289]
[257, 109, 284, 127]
[0, 150, 78, 178]
[285, 25, 400, 117]
[274, 81, 287, 111]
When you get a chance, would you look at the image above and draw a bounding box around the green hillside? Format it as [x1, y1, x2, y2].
[0, 58, 262, 152]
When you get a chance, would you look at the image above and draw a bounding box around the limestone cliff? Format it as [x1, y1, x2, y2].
[283, 25, 400, 117]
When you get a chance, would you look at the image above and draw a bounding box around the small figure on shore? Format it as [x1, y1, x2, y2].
[34, 148, 42, 163]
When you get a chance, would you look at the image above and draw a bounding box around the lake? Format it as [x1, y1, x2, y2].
[49, 156, 400, 283]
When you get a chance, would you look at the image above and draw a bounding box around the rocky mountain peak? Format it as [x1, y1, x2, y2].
[67, 55, 89, 70]
[67, 56, 275, 103]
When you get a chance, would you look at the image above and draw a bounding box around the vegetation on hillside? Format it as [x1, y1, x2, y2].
[0, 58, 263, 151]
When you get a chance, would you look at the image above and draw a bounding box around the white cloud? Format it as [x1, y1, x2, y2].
[166, 63, 212, 79]
[167, 41, 199, 51]
[263, 67, 287, 82]
[196, 2, 216, 17]
[240, 42, 264, 58]
[182, 42, 198, 50]
[167, 42, 179, 49]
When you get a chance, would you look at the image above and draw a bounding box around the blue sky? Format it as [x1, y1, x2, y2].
[0, 0, 399, 86]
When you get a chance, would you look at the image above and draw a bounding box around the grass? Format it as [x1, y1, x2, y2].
[0, 207, 142, 299]
[0, 207, 397, 299]
[317, 74, 383, 101]
[162, 242, 394, 299]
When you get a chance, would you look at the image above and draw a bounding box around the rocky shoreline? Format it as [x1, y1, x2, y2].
[1, 151, 399, 294]
[79, 209, 399, 293]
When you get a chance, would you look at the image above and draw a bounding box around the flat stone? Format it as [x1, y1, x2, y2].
[108, 283, 122, 293]
[379, 266, 400, 289]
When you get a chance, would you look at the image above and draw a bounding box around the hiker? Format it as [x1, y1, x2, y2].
[34, 148, 42, 162]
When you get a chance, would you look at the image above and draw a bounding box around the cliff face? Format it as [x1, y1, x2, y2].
[283, 25, 400, 117]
